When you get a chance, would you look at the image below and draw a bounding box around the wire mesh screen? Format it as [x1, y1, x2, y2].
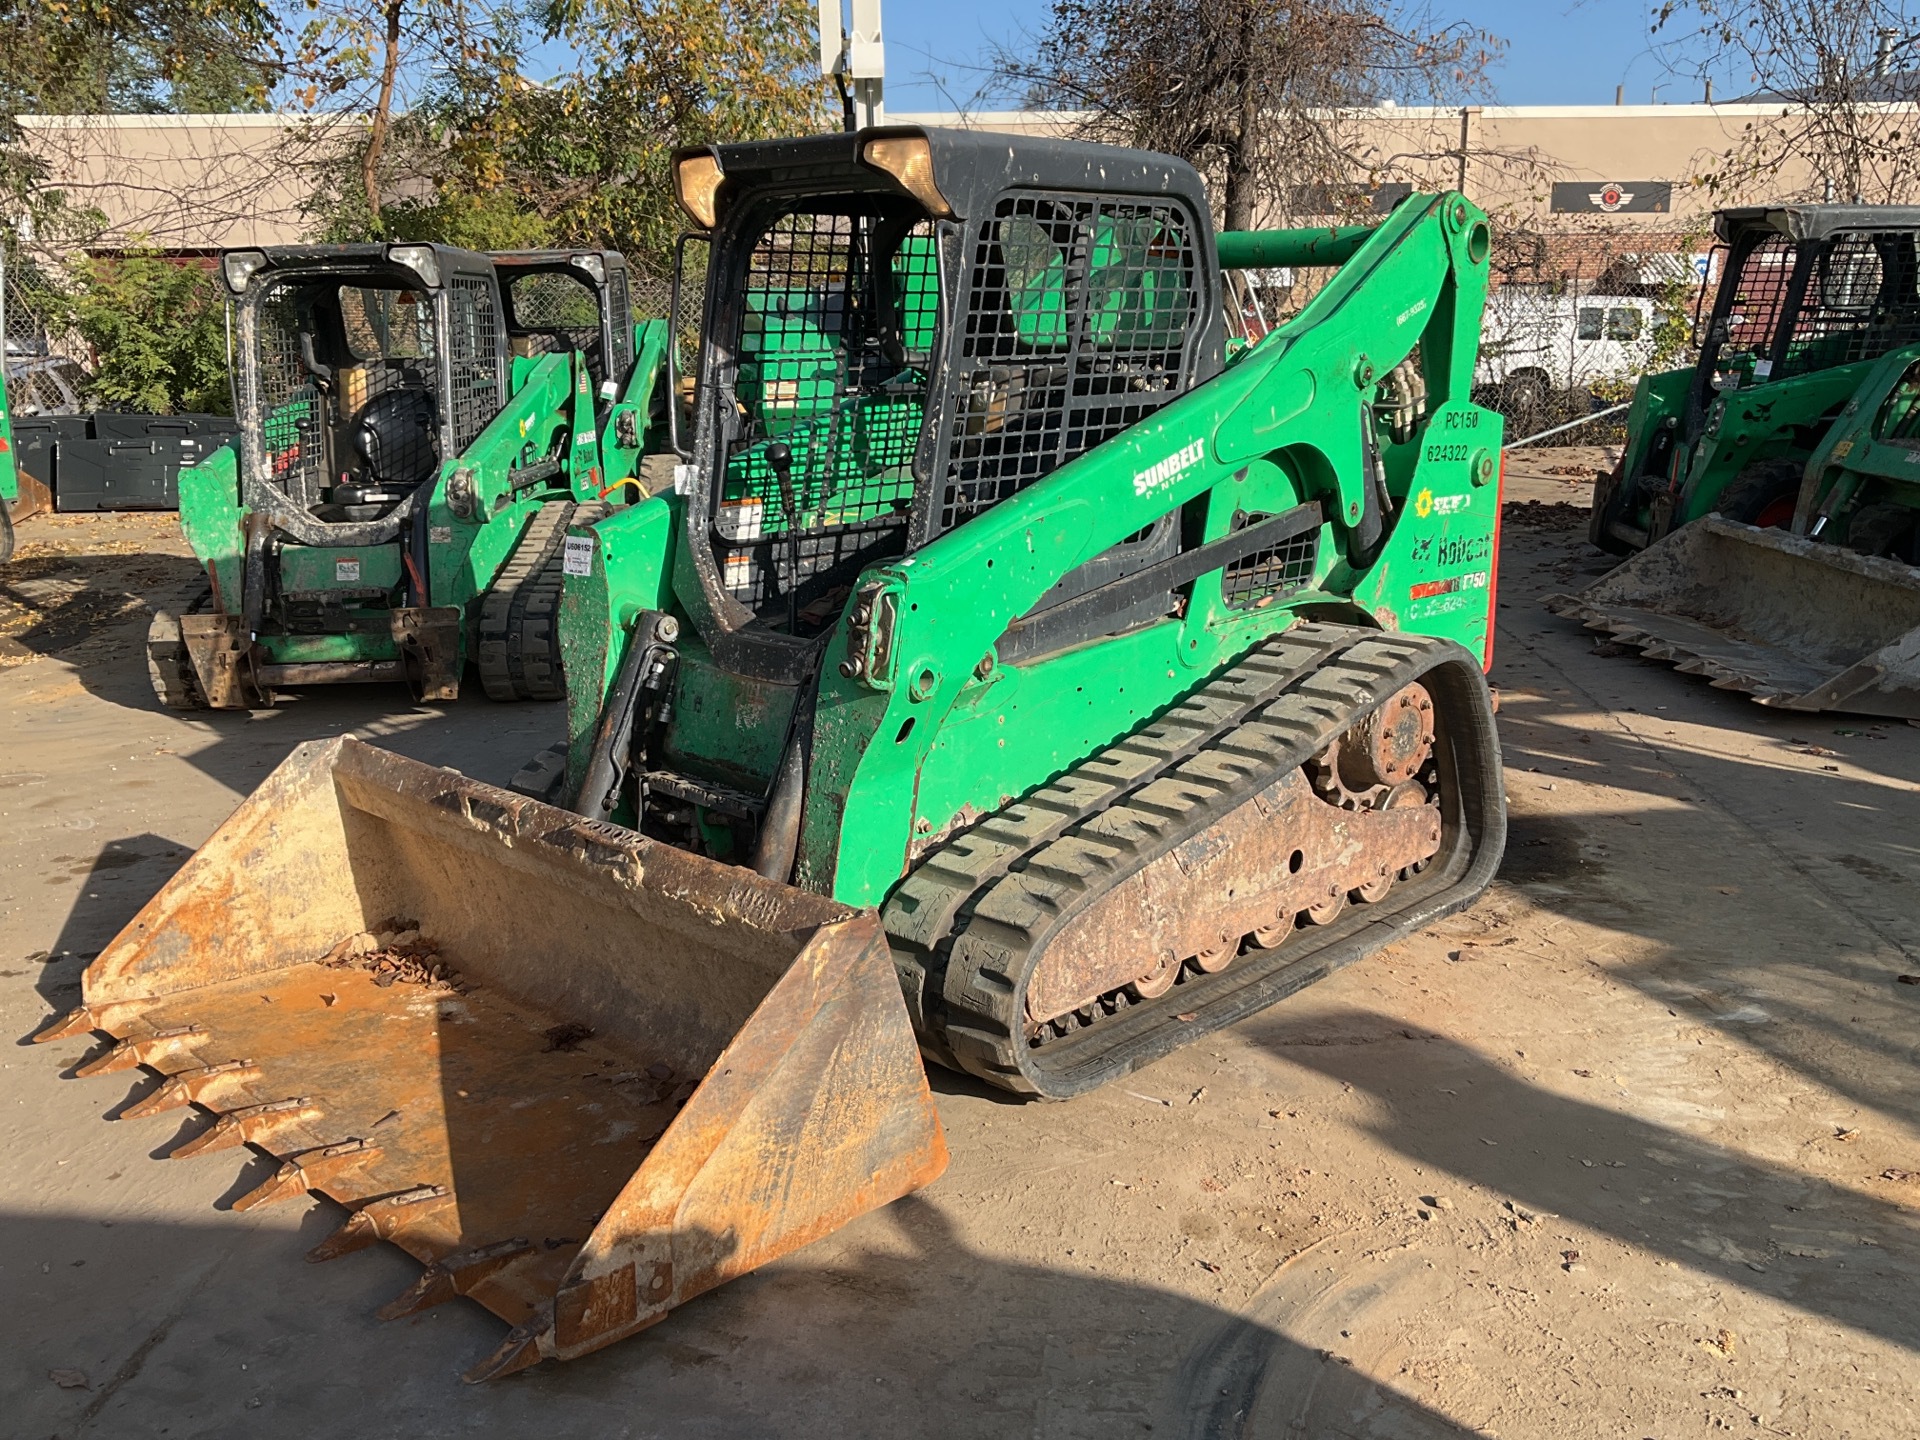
[507, 272, 600, 357]
[934, 193, 1199, 535]
[607, 266, 634, 381]
[448, 276, 502, 451]
[1776, 232, 1920, 381]
[713, 205, 936, 608]
[1220, 514, 1318, 609]
[255, 282, 326, 510]
[1709, 235, 1797, 389]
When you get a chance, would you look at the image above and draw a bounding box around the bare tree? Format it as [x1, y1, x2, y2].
[988, 0, 1502, 229]
[1656, 0, 1920, 203]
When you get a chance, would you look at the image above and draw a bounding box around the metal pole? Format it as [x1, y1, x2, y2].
[1503, 401, 1630, 448]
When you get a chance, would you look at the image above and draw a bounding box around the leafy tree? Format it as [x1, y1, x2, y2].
[302, 0, 828, 266]
[988, 0, 1501, 228]
[1655, 0, 1920, 203]
[33, 251, 232, 413]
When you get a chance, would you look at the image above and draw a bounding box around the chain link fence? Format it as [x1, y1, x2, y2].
[3, 250, 92, 415]
[1220, 220, 1715, 448]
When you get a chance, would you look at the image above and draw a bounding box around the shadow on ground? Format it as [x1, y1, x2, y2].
[1, 1193, 1473, 1440]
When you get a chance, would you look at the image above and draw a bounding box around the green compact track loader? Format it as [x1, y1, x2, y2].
[46, 128, 1508, 1379]
[147, 243, 671, 709]
[1553, 205, 1920, 714]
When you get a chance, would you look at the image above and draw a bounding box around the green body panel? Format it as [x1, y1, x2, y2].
[0, 368, 17, 508]
[178, 442, 244, 601]
[278, 544, 404, 594]
[657, 639, 798, 791]
[1796, 343, 1920, 538]
[561, 494, 681, 787]
[568, 187, 1497, 908]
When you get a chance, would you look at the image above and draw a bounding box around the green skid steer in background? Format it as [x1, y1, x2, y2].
[147, 243, 673, 709]
[1553, 205, 1920, 715]
[51, 127, 1507, 1379]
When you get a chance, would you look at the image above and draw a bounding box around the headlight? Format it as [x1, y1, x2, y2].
[571, 253, 607, 285]
[859, 134, 954, 219]
[221, 250, 269, 295]
[387, 244, 441, 288]
[673, 151, 724, 229]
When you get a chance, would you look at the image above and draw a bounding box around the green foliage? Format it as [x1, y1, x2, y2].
[39, 253, 232, 415]
[0, 0, 275, 116]
[305, 0, 829, 268]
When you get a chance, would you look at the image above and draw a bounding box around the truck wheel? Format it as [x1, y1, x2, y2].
[1714, 459, 1803, 530]
[0, 498, 13, 567]
[1500, 371, 1551, 434]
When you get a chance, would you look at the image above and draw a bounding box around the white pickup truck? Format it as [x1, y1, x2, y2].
[1475, 287, 1658, 426]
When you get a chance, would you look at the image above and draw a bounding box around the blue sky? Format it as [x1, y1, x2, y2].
[880, 0, 1715, 112]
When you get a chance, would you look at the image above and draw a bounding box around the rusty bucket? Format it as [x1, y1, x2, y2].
[38, 737, 948, 1380]
[1547, 516, 1920, 719]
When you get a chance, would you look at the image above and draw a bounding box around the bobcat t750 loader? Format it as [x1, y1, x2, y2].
[148, 244, 671, 709]
[45, 129, 1508, 1378]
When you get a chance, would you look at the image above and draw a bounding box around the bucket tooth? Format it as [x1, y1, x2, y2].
[377, 1239, 539, 1321]
[74, 1024, 205, 1078]
[307, 1185, 453, 1263]
[120, 1060, 261, 1121]
[33, 1001, 151, 1044]
[165, 1097, 319, 1159]
[463, 1320, 550, 1384]
[232, 1138, 383, 1212]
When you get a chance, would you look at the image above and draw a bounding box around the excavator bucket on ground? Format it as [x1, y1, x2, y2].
[36, 737, 947, 1380]
[1547, 516, 1920, 718]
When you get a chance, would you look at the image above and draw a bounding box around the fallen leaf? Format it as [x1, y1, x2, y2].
[1836, 1127, 1862, 1142]
[1175, 1011, 1197, 1022]
[48, 1369, 88, 1390]
[320, 993, 336, 1007]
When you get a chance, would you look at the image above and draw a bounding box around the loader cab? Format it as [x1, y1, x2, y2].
[1690, 208, 1920, 430]
[669, 126, 1222, 680]
[491, 250, 636, 396]
[224, 243, 507, 545]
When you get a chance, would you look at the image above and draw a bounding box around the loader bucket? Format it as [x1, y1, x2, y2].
[1545, 516, 1920, 719]
[37, 737, 947, 1380]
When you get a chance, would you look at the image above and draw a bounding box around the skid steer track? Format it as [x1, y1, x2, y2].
[476, 500, 605, 702]
[38, 739, 946, 1379]
[887, 623, 1507, 1099]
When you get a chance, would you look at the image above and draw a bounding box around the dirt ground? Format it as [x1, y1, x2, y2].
[3, 454, 1918, 1439]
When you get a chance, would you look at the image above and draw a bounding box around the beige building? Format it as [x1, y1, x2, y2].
[14, 101, 1916, 262]
[14, 113, 352, 253]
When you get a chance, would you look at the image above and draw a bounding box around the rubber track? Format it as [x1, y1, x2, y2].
[885, 623, 1502, 1099]
[477, 501, 586, 702]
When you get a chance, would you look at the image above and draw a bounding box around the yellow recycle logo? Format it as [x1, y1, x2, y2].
[1414, 488, 1434, 519]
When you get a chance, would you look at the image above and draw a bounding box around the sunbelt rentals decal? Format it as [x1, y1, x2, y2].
[1133, 438, 1207, 498]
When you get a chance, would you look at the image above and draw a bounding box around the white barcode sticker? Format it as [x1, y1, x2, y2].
[673, 463, 695, 495]
[335, 559, 361, 583]
[563, 534, 595, 577]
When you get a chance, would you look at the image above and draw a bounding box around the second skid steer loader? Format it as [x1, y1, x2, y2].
[43, 127, 1507, 1379]
[1554, 205, 1920, 715]
[148, 244, 672, 709]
